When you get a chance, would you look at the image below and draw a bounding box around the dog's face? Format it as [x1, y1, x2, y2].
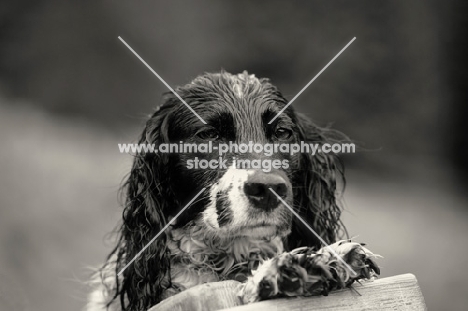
[159, 72, 302, 239]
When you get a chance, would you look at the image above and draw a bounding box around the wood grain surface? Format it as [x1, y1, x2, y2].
[149, 274, 426, 311]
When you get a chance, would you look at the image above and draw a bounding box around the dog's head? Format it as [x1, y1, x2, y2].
[162, 71, 299, 239]
[109, 71, 346, 310]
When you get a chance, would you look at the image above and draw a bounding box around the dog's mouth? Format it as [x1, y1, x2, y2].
[226, 216, 292, 239]
[203, 213, 291, 239]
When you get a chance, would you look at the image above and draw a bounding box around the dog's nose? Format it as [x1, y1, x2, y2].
[243, 172, 288, 211]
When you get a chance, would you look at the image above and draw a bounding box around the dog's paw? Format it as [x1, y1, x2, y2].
[238, 257, 280, 304]
[238, 240, 381, 303]
[321, 240, 381, 286]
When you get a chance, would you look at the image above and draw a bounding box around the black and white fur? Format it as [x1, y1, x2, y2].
[87, 71, 346, 311]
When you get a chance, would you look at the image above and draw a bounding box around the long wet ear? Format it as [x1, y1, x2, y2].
[108, 98, 178, 310]
[287, 112, 347, 250]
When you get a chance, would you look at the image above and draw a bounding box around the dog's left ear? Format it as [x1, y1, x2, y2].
[288, 112, 347, 250]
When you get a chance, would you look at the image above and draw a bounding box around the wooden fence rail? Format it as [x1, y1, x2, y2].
[150, 274, 426, 311]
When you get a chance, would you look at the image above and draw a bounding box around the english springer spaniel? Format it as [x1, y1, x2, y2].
[88, 71, 379, 311]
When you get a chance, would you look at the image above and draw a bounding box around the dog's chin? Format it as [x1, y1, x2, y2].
[214, 224, 290, 240]
[237, 225, 281, 238]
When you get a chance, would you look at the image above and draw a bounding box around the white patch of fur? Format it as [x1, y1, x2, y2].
[86, 285, 110, 311]
[204, 167, 291, 238]
[204, 167, 251, 230]
[235, 72, 260, 85]
[230, 71, 261, 99]
[86, 255, 122, 311]
[233, 83, 244, 99]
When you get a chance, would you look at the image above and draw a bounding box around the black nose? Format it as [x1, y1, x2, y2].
[243, 173, 289, 211]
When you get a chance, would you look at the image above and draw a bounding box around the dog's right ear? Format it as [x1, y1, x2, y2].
[109, 96, 179, 310]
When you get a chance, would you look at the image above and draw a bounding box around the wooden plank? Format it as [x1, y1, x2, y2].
[149, 280, 243, 311]
[224, 274, 426, 311]
[149, 274, 426, 311]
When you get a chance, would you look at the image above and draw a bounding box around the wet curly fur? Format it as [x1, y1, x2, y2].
[88, 71, 348, 311]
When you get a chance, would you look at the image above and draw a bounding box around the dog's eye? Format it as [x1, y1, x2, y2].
[197, 129, 219, 140]
[275, 128, 293, 140]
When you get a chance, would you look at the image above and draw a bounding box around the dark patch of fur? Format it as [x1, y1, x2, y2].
[216, 192, 232, 227]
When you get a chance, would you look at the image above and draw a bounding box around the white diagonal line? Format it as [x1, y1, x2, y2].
[268, 37, 356, 124]
[117, 187, 206, 276]
[268, 188, 358, 277]
[118, 36, 207, 124]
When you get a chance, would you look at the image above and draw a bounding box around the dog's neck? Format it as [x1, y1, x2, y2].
[166, 226, 284, 291]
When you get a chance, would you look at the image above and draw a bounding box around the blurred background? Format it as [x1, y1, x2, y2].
[0, 0, 467, 310]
